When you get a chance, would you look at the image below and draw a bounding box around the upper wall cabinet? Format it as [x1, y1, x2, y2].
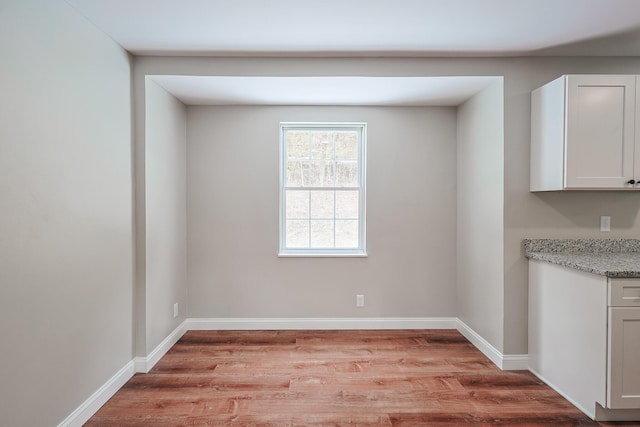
[530, 75, 639, 191]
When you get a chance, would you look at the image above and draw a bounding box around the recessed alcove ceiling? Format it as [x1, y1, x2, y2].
[149, 76, 501, 106]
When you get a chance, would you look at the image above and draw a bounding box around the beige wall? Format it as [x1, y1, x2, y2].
[187, 106, 458, 318]
[0, 1, 133, 425]
[144, 79, 188, 354]
[136, 55, 640, 356]
[502, 59, 640, 353]
[456, 80, 505, 352]
[5, 4, 639, 425]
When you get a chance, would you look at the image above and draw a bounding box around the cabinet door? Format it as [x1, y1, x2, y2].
[636, 80, 640, 185]
[565, 75, 637, 189]
[608, 307, 640, 408]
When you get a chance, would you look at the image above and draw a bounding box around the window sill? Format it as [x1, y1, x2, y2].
[278, 252, 368, 258]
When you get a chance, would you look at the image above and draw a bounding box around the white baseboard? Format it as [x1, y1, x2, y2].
[62, 316, 529, 426]
[134, 320, 188, 373]
[502, 354, 529, 370]
[59, 321, 188, 426]
[456, 319, 528, 371]
[57, 360, 135, 427]
[185, 317, 458, 330]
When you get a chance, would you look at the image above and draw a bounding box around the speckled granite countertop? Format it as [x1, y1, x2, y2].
[524, 239, 640, 278]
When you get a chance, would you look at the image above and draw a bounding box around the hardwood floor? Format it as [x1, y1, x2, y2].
[86, 330, 640, 426]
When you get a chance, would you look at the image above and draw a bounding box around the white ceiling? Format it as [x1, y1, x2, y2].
[66, 0, 640, 106]
[66, 0, 640, 56]
[150, 76, 500, 106]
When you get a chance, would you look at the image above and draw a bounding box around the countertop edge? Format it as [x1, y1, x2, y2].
[525, 252, 640, 278]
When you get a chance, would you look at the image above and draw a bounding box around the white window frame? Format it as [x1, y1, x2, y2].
[279, 122, 367, 257]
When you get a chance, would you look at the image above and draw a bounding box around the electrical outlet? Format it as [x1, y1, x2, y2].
[356, 294, 365, 307]
[600, 215, 611, 232]
[173, 302, 179, 318]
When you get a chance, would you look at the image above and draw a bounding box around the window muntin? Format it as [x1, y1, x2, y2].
[279, 123, 366, 256]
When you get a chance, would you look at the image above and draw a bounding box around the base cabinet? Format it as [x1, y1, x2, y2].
[528, 261, 640, 420]
[608, 292, 640, 408]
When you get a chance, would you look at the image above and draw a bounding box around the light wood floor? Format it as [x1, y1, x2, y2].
[86, 330, 640, 426]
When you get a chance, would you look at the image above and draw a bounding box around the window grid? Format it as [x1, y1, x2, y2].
[279, 123, 366, 256]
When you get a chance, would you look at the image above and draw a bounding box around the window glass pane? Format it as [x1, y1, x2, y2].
[335, 132, 358, 159]
[287, 131, 310, 159]
[310, 131, 334, 159]
[335, 161, 358, 187]
[335, 220, 359, 248]
[287, 160, 310, 186]
[307, 160, 335, 187]
[286, 220, 309, 248]
[310, 190, 334, 219]
[335, 190, 359, 219]
[310, 220, 334, 248]
[286, 190, 309, 219]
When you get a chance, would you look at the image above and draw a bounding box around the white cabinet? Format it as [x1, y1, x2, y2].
[608, 280, 640, 409]
[530, 75, 640, 191]
[528, 261, 640, 421]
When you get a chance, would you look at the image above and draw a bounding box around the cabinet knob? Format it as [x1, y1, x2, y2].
[627, 179, 636, 184]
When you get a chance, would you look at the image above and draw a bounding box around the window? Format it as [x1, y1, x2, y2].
[279, 122, 367, 256]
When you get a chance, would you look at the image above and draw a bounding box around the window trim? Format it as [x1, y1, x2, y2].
[278, 122, 367, 257]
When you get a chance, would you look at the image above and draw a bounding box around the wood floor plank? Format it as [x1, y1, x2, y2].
[85, 330, 640, 426]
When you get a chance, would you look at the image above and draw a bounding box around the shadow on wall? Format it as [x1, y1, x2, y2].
[531, 26, 640, 57]
[533, 191, 640, 230]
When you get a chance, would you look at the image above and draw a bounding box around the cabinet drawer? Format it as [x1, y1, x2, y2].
[609, 279, 640, 307]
